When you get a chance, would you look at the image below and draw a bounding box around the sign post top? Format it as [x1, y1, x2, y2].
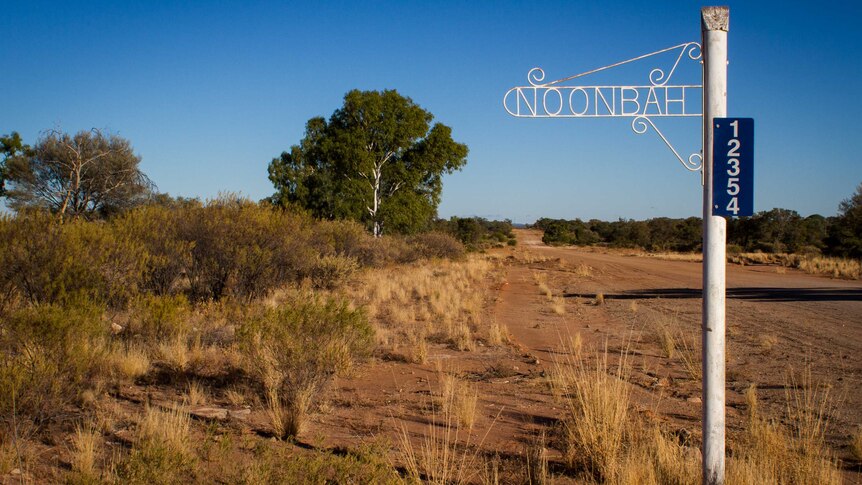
[701, 6, 730, 32]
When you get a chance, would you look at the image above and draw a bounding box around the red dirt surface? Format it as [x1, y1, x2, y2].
[311, 229, 862, 480]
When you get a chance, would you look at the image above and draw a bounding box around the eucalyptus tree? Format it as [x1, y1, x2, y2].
[4, 129, 154, 218]
[269, 89, 468, 236]
[0, 132, 31, 197]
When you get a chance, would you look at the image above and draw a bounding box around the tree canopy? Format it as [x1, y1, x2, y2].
[829, 182, 862, 258]
[0, 132, 32, 197]
[4, 129, 154, 218]
[268, 89, 468, 236]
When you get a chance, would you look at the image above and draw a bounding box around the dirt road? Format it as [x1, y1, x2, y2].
[507, 229, 862, 467]
[317, 229, 862, 478]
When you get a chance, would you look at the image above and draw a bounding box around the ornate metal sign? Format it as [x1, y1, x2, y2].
[503, 42, 704, 172]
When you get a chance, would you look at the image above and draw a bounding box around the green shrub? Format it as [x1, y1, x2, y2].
[112, 205, 194, 295]
[2, 211, 145, 306]
[0, 299, 107, 421]
[0, 216, 18, 313]
[232, 441, 400, 484]
[311, 219, 372, 259]
[726, 244, 744, 255]
[127, 294, 191, 341]
[238, 294, 374, 438]
[308, 255, 359, 290]
[179, 198, 315, 301]
[408, 232, 465, 260]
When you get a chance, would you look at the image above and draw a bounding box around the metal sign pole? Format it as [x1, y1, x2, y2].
[701, 6, 729, 485]
[503, 7, 737, 484]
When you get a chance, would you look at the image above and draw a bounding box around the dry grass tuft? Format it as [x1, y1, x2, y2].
[117, 404, 195, 483]
[487, 319, 509, 347]
[677, 333, 702, 382]
[185, 380, 207, 407]
[357, 256, 493, 352]
[617, 426, 699, 485]
[524, 432, 549, 485]
[224, 387, 246, 407]
[551, 344, 630, 481]
[440, 373, 479, 429]
[729, 252, 861, 279]
[649, 312, 701, 381]
[744, 383, 758, 419]
[397, 375, 492, 485]
[594, 293, 605, 306]
[107, 344, 150, 382]
[551, 296, 566, 315]
[408, 329, 429, 364]
[137, 405, 192, 456]
[851, 427, 862, 461]
[70, 423, 101, 481]
[158, 336, 190, 374]
[573, 263, 593, 277]
[758, 333, 779, 352]
[727, 369, 842, 484]
[653, 321, 676, 359]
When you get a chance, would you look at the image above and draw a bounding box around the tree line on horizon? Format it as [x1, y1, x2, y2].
[534, 190, 862, 259]
[2, 87, 860, 260]
[0, 89, 471, 239]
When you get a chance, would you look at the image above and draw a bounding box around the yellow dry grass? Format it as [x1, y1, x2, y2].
[439, 373, 478, 429]
[158, 336, 190, 373]
[727, 372, 842, 484]
[729, 252, 861, 279]
[647, 311, 701, 381]
[487, 319, 510, 347]
[551, 296, 566, 315]
[551, 344, 630, 481]
[758, 333, 779, 352]
[355, 256, 493, 353]
[397, 374, 493, 485]
[70, 423, 100, 481]
[139, 405, 190, 449]
[185, 380, 207, 407]
[107, 344, 150, 381]
[573, 263, 593, 277]
[524, 432, 549, 485]
[851, 426, 862, 461]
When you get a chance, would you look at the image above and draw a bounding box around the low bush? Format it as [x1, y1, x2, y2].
[238, 294, 374, 438]
[112, 205, 193, 295]
[311, 219, 371, 258]
[408, 232, 465, 260]
[307, 254, 359, 290]
[117, 405, 195, 485]
[433, 216, 514, 251]
[0, 299, 107, 422]
[2, 211, 145, 307]
[126, 293, 191, 341]
[180, 198, 316, 301]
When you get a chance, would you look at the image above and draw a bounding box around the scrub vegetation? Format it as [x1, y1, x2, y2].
[536, 183, 862, 279]
[0, 196, 496, 483]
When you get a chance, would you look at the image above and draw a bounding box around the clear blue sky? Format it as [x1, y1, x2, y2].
[3, 0, 860, 222]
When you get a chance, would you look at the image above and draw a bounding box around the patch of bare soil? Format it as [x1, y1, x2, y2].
[10, 229, 861, 483]
[311, 228, 862, 481]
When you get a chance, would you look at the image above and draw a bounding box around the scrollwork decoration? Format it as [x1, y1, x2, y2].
[631, 116, 703, 172]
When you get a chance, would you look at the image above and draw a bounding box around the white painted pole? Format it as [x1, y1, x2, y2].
[701, 6, 728, 485]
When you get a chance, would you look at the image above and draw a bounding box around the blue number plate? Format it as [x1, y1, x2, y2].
[713, 118, 754, 217]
